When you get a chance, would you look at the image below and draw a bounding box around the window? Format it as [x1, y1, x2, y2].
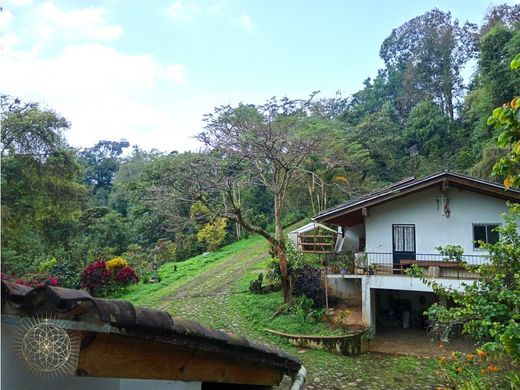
[473, 224, 500, 249]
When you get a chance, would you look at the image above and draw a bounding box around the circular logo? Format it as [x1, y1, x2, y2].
[21, 319, 72, 373]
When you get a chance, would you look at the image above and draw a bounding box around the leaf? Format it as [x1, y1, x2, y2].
[497, 131, 510, 147]
[511, 54, 520, 71]
[513, 141, 520, 155]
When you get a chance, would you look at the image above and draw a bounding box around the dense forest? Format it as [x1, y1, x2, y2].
[1, 4, 519, 290]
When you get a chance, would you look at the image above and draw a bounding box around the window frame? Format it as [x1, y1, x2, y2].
[472, 223, 500, 249]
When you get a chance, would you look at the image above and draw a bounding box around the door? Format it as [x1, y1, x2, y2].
[392, 224, 416, 272]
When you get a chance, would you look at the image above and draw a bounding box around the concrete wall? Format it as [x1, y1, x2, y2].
[1, 323, 201, 390]
[328, 275, 471, 328]
[327, 277, 362, 306]
[364, 186, 510, 256]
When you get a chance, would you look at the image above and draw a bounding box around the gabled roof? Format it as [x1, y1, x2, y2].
[289, 222, 338, 235]
[314, 171, 520, 225]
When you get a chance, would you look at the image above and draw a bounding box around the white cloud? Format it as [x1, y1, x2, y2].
[234, 14, 254, 33]
[4, 0, 33, 7]
[166, 1, 201, 21]
[1, 41, 194, 151]
[1, 1, 204, 152]
[36, 2, 123, 42]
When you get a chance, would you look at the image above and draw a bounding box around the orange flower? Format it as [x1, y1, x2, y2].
[487, 365, 499, 373]
[451, 351, 457, 358]
[480, 369, 486, 375]
[466, 353, 473, 360]
[477, 350, 485, 359]
[437, 386, 443, 390]
[439, 356, 446, 364]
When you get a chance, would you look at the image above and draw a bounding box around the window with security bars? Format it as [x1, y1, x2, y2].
[393, 224, 415, 252]
[473, 224, 499, 249]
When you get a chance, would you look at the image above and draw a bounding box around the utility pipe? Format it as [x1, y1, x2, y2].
[290, 365, 307, 390]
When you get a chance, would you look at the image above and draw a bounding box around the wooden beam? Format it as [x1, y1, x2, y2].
[77, 333, 284, 386]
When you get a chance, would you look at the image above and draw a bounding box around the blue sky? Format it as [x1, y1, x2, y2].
[1, 0, 516, 152]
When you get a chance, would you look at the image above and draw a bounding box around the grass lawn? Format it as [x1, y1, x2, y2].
[112, 229, 440, 389]
[111, 235, 263, 306]
[231, 260, 344, 336]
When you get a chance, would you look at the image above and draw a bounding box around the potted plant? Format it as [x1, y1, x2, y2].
[354, 253, 368, 275]
[366, 263, 377, 275]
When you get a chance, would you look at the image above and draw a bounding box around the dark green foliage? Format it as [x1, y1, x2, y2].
[248, 273, 264, 294]
[426, 205, 520, 363]
[292, 264, 326, 308]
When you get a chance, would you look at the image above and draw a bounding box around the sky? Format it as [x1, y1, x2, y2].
[0, 0, 517, 153]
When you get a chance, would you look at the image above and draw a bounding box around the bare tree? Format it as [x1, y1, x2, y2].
[147, 96, 333, 303]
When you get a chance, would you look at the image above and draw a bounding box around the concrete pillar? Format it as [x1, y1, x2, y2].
[361, 278, 374, 328]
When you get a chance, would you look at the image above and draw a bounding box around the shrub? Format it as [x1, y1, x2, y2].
[106, 256, 129, 270]
[1, 272, 59, 287]
[80, 261, 109, 293]
[50, 261, 80, 289]
[114, 266, 139, 284]
[292, 264, 326, 308]
[249, 273, 264, 294]
[197, 218, 228, 251]
[80, 259, 138, 296]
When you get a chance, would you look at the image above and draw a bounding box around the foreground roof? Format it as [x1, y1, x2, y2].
[1, 280, 301, 386]
[314, 171, 520, 225]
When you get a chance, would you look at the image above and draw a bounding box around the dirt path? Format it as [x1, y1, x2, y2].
[151, 239, 440, 390]
[170, 244, 267, 299]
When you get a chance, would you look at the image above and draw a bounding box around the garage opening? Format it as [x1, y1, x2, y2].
[375, 289, 437, 330]
[370, 289, 475, 357]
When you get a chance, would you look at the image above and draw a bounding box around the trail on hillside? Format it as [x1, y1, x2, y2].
[150, 238, 438, 390]
[154, 239, 267, 324]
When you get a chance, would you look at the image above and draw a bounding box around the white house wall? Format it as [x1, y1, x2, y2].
[364, 186, 510, 255]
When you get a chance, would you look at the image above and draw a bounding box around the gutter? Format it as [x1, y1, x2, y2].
[290, 365, 307, 390]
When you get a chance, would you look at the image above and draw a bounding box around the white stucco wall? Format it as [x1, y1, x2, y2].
[328, 274, 474, 327]
[364, 185, 511, 256]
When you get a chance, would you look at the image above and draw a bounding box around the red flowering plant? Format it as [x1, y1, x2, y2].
[80, 258, 139, 296]
[1, 272, 59, 288]
[80, 261, 110, 294]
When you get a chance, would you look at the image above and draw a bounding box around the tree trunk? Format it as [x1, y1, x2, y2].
[274, 192, 291, 304]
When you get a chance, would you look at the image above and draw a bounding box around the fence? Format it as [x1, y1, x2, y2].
[330, 252, 488, 280]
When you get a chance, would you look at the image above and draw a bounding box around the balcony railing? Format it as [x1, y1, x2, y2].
[327, 252, 488, 280]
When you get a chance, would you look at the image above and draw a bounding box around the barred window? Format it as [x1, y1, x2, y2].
[473, 224, 499, 249]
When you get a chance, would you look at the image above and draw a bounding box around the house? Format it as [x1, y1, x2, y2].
[313, 171, 520, 332]
[1, 280, 303, 390]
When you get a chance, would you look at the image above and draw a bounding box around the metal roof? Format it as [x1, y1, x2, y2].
[314, 171, 520, 222]
[1, 280, 301, 375]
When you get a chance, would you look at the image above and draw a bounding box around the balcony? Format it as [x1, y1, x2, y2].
[326, 252, 487, 280]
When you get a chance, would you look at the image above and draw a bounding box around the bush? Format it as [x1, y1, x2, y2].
[249, 273, 264, 294]
[292, 264, 326, 308]
[197, 218, 228, 251]
[50, 261, 80, 289]
[80, 258, 138, 296]
[1, 272, 59, 287]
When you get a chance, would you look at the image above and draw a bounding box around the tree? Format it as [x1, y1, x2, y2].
[380, 9, 477, 119]
[1, 95, 68, 157]
[79, 139, 130, 206]
[488, 54, 520, 188]
[198, 96, 337, 303]
[1, 96, 87, 273]
[426, 204, 520, 365]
